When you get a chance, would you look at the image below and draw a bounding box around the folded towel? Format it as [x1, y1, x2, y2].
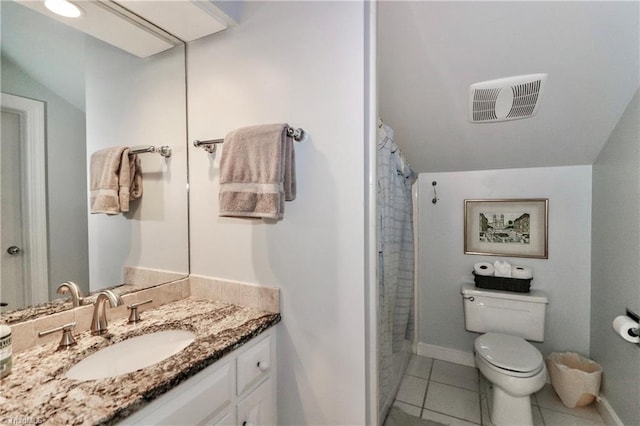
[90, 147, 143, 215]
[219, 123, 296, 219]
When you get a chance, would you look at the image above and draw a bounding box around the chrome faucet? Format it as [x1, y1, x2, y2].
[90, 290, 124, 335]
[57, 281, 84, 307]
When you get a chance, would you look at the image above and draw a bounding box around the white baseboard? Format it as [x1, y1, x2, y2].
[596, 395, 624, 426]
[416, 342, 476, 368]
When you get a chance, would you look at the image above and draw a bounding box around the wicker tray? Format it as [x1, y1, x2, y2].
[473, 272, 532, 293]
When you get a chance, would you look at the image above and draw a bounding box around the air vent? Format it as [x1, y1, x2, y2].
[468, 74, 547, 123]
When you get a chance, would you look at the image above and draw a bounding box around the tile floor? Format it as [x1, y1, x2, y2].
[390, 354, 607, 426]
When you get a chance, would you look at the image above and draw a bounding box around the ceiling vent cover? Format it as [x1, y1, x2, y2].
[468, 74, 547, 123]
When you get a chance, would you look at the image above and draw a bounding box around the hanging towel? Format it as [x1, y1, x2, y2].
[90, 146, 143, 215]
[219, 123, 296, 219]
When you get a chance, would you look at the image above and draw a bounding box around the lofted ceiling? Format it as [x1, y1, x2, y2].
[378, 1, 640, 173]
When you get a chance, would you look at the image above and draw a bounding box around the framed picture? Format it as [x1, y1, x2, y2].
[464, 199, 548, 259]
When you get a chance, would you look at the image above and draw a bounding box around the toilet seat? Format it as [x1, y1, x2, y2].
[475, 332, 543, 375]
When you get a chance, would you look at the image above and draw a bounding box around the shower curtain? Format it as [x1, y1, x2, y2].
[377, 121, 417, 422]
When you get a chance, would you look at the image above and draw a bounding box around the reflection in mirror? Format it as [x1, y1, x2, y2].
[0, 0, 189, 321]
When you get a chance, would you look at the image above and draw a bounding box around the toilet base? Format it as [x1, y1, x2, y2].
[490, 385, 534, 426]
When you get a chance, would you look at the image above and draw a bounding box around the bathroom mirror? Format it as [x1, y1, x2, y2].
[0, 1, 189, 321]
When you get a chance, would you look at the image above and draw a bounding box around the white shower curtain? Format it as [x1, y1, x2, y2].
[377, 121, 417, 422]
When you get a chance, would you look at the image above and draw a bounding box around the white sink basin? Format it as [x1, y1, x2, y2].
[65, 330, 196, 381]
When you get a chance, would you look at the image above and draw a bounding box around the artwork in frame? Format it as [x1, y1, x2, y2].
[464, 199, 548, 259]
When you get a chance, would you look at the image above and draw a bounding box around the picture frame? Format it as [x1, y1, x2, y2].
[464, 199, 548, 259]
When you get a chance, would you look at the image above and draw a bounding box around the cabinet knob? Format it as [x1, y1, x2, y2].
[256, 361, 269, 372]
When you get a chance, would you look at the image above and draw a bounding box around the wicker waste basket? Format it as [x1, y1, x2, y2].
[547, 352, 602, 408]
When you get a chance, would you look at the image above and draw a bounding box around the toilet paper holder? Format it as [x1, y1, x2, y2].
[627, 308, 640, 338]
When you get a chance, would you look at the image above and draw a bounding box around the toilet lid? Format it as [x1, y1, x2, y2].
[475, 332, 543, 373]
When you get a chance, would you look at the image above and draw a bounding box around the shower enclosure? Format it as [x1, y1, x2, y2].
[377, 121, 417, 421]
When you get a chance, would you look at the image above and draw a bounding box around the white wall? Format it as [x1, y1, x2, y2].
[417, 166, 592, 358]
[187, 2, 367, 424]
[85, 40, 189, 290]
[591, 89, 640, 426]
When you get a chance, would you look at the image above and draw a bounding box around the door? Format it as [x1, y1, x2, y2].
[0, 110, 25, 311]
[0, 93, 48, 311]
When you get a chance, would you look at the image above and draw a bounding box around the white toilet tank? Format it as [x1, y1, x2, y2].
[461, 283, 548, 342]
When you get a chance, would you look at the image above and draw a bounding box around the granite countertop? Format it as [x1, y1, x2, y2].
[0, 298, 280, 425]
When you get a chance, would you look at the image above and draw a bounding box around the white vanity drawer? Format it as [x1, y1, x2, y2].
[236, 376, 276, 426]
[237, 335, 271, 396]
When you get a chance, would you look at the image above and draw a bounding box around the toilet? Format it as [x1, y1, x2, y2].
[461, 283, 549, 426]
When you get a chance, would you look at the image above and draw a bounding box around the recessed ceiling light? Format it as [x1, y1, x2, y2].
[44, 0, 83, 18]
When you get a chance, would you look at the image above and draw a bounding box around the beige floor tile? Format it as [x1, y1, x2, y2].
[396, 374, 429, 407]
[422, 408, 480, 426]
[393, 401, 422, 417]
[540, 408, 606, 426]
[532, 405, 545, 426]
[425, 382, 481, 424]
[406, 354, 434, 380]
[431, 359, 479, 392]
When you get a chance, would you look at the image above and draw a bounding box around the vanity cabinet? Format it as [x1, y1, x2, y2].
[121, 329, 276, 426]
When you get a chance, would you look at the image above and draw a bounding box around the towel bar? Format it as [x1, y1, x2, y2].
[129, 145, 172, 158]
[194, 126, 305, 153]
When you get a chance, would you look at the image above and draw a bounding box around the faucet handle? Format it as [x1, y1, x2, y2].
[127, 299, 153, 324]
[38, 322, 77, 350]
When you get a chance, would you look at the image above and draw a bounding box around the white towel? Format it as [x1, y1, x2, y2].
[218, 123, 296, 219]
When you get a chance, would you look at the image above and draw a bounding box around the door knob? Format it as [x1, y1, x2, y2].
[6, 246, 21, 255]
